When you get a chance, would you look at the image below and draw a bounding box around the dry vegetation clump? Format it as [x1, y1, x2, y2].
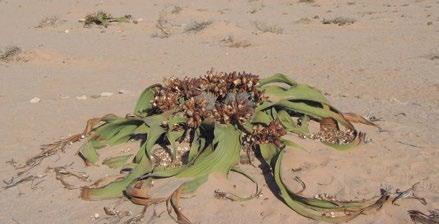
[151, 6, 183, 38]
[253, 21, 284, 34]
[81, 11, 134, 28]
[221, 36, 251, 48]
[14, 71, 424, 224]
[322, 17, 357, 26]
[35, 16, 63, 28]
[152, 12, 172, 38]
[295, 17, 313, 24]
[408, 210, 439, 223]
[0, 46, 22, 62]
[184, 21, 213, 33]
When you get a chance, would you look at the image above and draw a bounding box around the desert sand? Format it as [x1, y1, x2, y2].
[0, 0, 438, 223]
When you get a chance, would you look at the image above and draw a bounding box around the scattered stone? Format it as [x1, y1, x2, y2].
[76, 95, 87, 100]
[30, 97, 41, 104]
[133, 18, 143, 24]
[100, 92, 114, 97]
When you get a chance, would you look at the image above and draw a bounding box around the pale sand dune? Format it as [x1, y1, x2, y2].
[0, 0, 438, 223]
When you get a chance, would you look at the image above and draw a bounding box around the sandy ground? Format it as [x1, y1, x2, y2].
[0, 0, 438, 223]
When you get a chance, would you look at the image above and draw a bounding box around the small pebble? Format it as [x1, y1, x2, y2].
[30, 97, 41, 103]
[100, 92, 113, 97]
[94, 213, 100, 219]
[76, 95, 87, 100]
[118, 89, 128, 94]
[64, 29, 69, 33]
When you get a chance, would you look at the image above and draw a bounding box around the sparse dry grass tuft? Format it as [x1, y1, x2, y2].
[82, 11, 133, 28]
[221, 36, 251, 48]
[254, 21, 283, 34]
[184, 21, 212, 33]
[35, 16, 61, 28]
[152, 12, 172, 38]
[322, 17, 356, 26]
[0, 46, 22, 62]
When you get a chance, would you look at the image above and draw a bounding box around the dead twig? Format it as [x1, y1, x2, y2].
[46, 163, 90, 190]
[123, 206, 147, 224]
[156, 13, 171, 38]
[392, 182, 427, 206]
[2, 174, 45, 190]
[397, 141, 423, 149]
[408, 210, 439, 224]
[15, 115, 107, 173]
[292, 176, 306, 194]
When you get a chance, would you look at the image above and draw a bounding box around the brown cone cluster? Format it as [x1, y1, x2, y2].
[152, 70, 263, 127]
[252, 120, 287, 146]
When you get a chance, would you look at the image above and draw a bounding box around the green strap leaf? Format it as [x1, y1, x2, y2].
[134, 114, 166, 163]
[277, 100, 354, 130]
[262, 84, 330, 105]
[188, 128, 201, 162]
[273, 150, 358, 222]
[80, 119, 142, 165]
[168, 115, 187, 127]
[271, 149, 386, 222]
[277, 110, 310, 136]
[281, 139, 305, 150]
[259, 73, 297, 87]
[78, 141, 101, 165]
[259, 143, 279, 163]
[133, 123, 149, 135]
[167, 130, 185, 159]
[134, 85, 159, 117]
[216, 167, 261, 201]
[177, 124, 241, 178]
[180, 175, 209, 194]
[103, 155, 132, 168]
[81, 155, 152, 200]
[255, 101, 274, 112]
[251, 110, 273, 125]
